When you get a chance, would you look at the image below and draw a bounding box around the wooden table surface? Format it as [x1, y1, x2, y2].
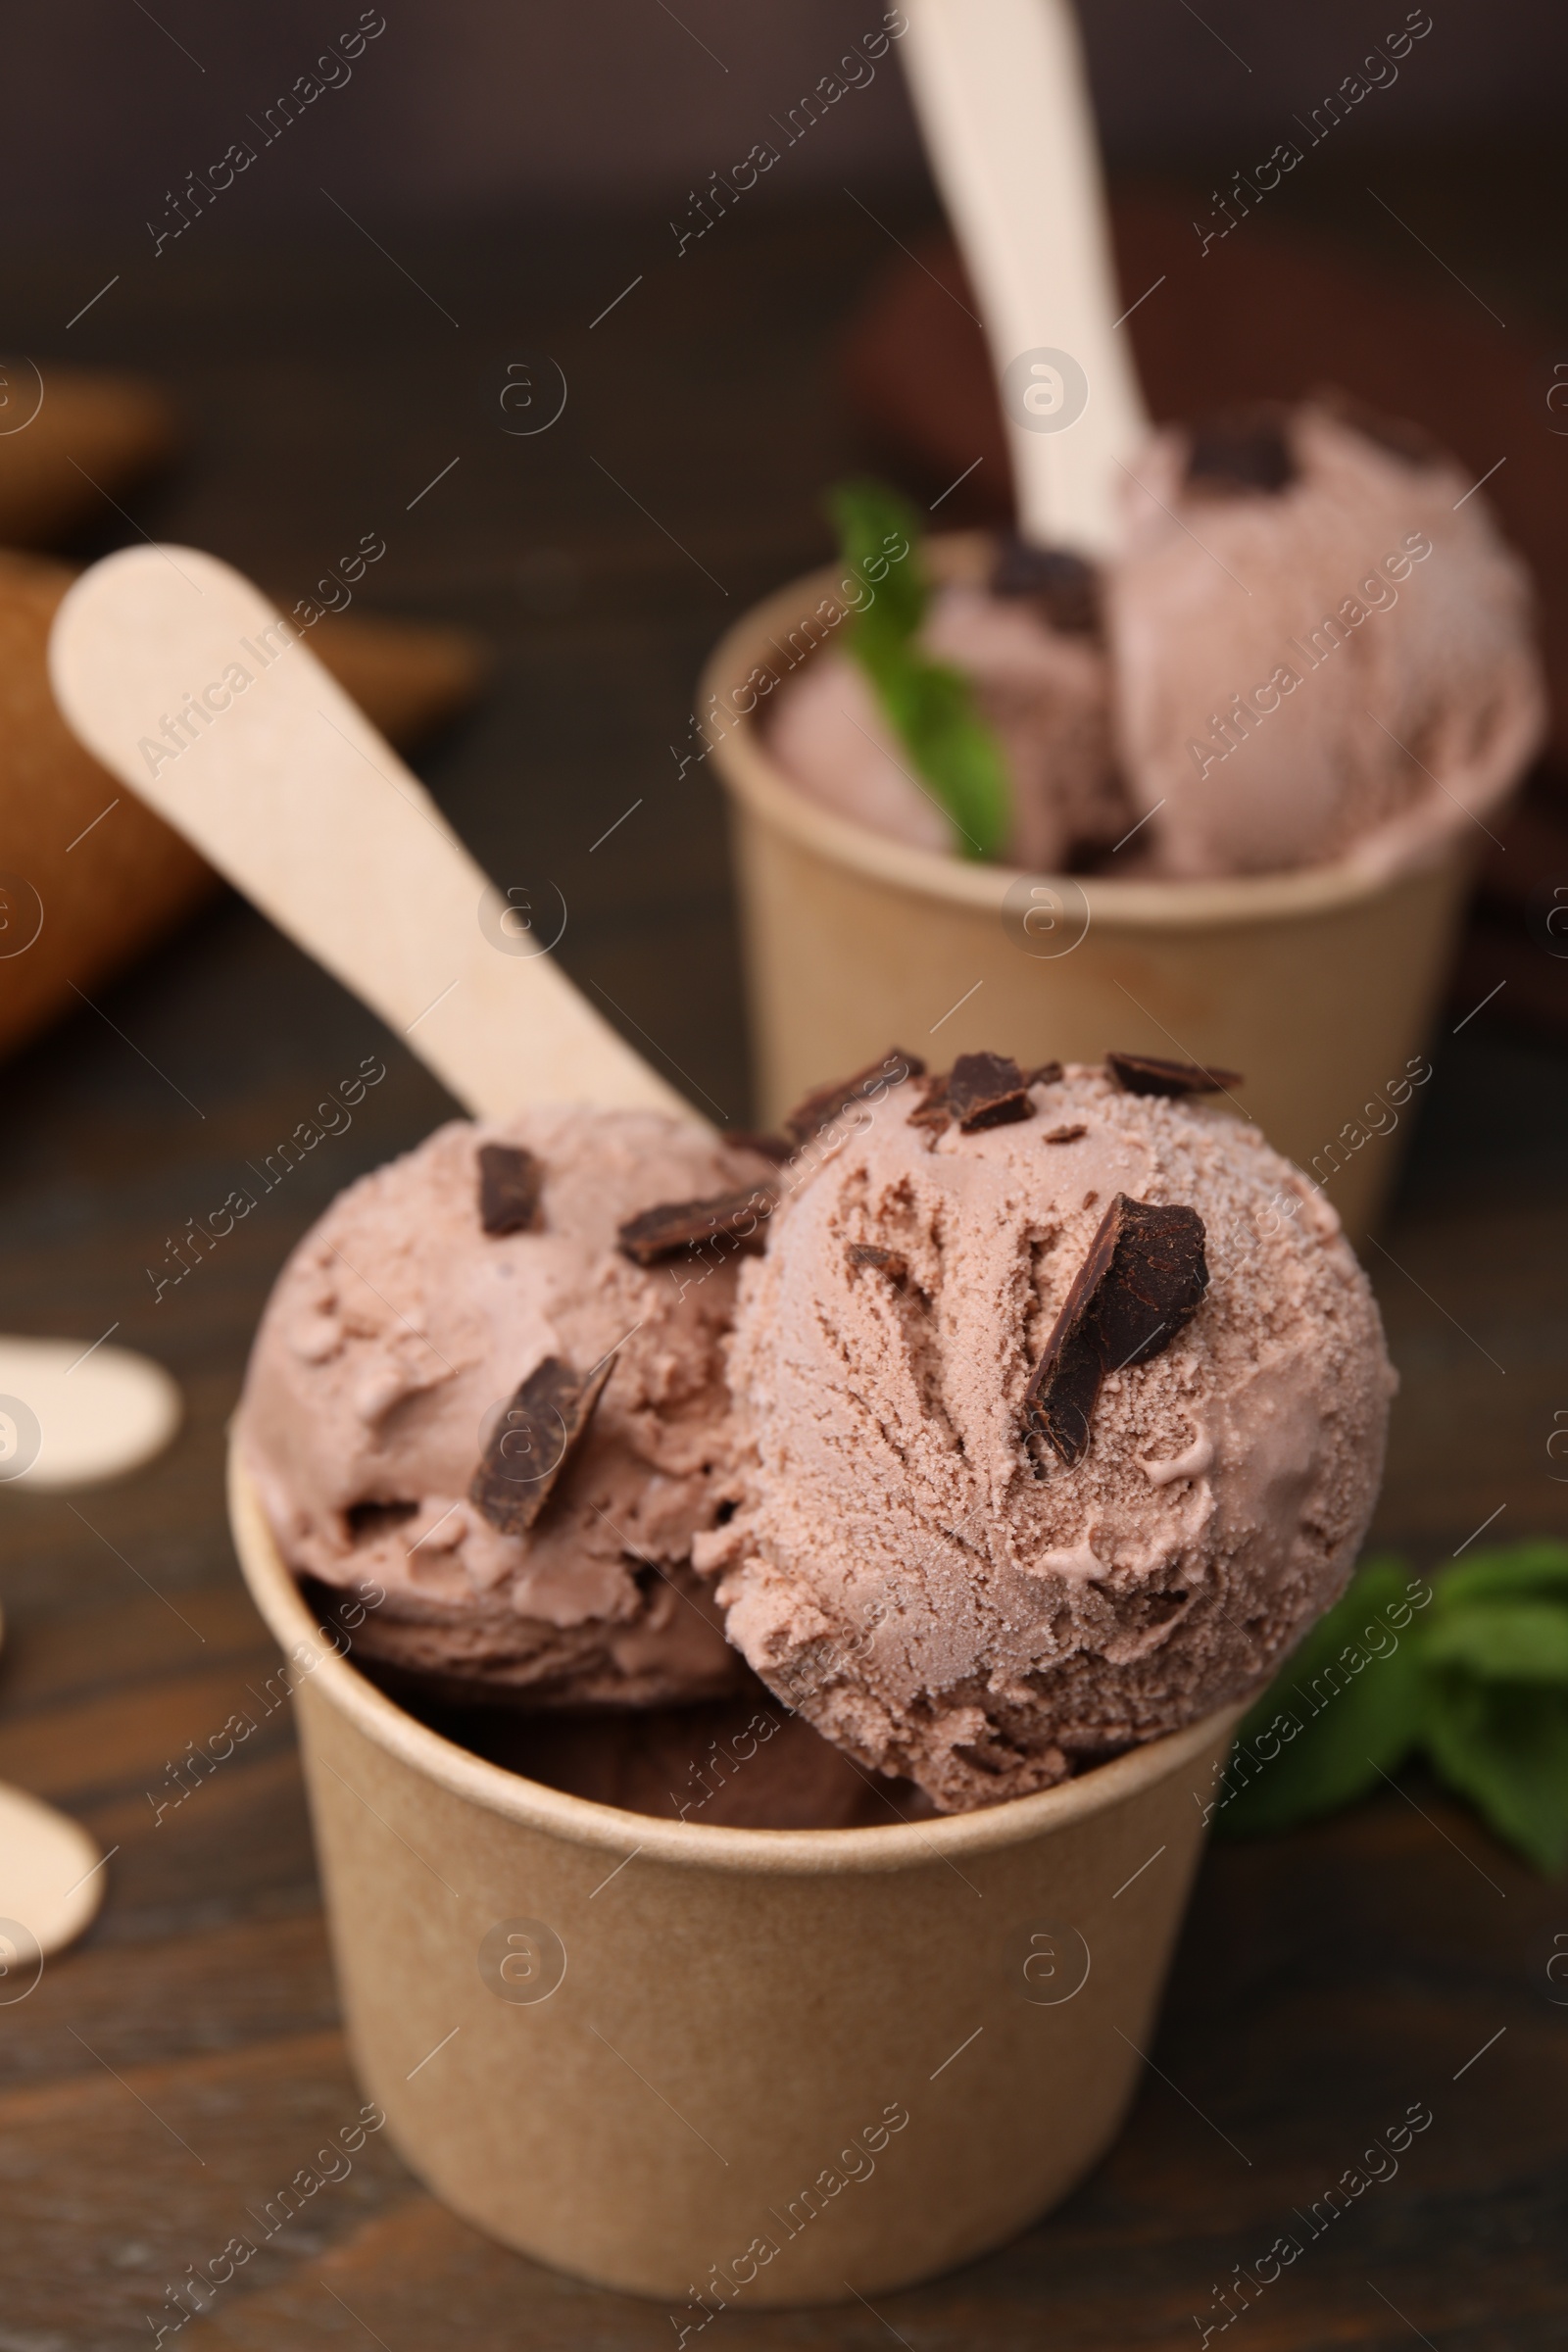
[2, 162, 1566, 2347]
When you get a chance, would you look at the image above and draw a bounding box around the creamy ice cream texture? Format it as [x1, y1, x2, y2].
[1112, 401, 1545, 878]
[710, 1058, 1395, 1814]
[241, 1054, 1394, 1824]
[767, 401, 1544, 880]
[768, 566, 1126, 870]
[239, 1105, 779, 1707]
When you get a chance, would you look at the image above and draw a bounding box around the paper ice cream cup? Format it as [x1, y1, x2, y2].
[230, 1445, 1243, 2307]
[700, 536, 1477, 1244]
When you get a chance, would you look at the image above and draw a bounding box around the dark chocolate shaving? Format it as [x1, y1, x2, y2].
[616, 1184, 777, 1267]
[722, 1128, 794, 1166]
[1027, 1060, 1064, 1088]
[1106, 1052, 1243, 1099]
[847, 1243, 907, 1285]
[1185, 404, 1297, 496]
[948, 1052, 1035, 1133]
[906, 1073, 951, 1137]
[1044, 1123, 1087, 1145]
[477, 1143, 544, 1236]
[989, 536, 1101, 635]
[470, 1354, 613, 1534]
[783, 1049, 925, 1146]
[1313, 385, 1444, 471]
[1022, 1195, 1209, 1467]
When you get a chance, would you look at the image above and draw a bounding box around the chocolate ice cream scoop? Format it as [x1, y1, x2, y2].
[239, 1105, 778, 1707]
[708, 1060, 1394, 1813]
[1108, 399, 1546, 877]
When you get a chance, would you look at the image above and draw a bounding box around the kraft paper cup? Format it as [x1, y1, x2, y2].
[700, 537, 1476, 1245]
[230, 1446, 1243, 2308]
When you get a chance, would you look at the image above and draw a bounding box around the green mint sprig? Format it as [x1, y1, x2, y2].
[1213, 1542, 1568, 1875]
[828, 477, 1010, 862]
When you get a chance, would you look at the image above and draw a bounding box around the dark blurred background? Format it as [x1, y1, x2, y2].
[7, 1, 1568, 222]
[2, 11, 1567, 2347]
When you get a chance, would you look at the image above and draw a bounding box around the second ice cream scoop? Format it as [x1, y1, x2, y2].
[1109, 400, 1545, 878]
[710, 1057, 1395, 1813]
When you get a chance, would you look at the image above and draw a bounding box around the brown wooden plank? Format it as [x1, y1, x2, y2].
[0, 1909, 335, 2091]
[0, 2033, 412, 2344]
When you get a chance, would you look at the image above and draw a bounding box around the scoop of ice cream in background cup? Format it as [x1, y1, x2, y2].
[228, 1452, 1243, 2305]
[699, 504, 1540, 1251]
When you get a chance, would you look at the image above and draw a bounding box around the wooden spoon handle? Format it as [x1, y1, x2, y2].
[48, 545, 688, 1122]
[900, 0, 1149, 556]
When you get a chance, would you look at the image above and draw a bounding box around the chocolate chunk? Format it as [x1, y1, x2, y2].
[616, 1184, 777, 1267]
[1314, 386, 1444, 470]
[990, 536, 1101, 635]
[1186, 405, 1297, 496]
[1083, 1191, 1099, 1209]
[477, 1143, 544, 1236]
[470, 1354, 613, 1534]
[1106, 1052, 1243, 1099]
[1044, 1123, 1087, 1144]
[1023, 1195, 1209, 1467]
[1026, 1060, 1064, 1088]
[722, 1128, 794, 1166]
[948, 1052, 1035, 1133]
[906, 1072, 951, 1138]
[784, 1049, 925, 1146]
[847, 1243, 907, 1285]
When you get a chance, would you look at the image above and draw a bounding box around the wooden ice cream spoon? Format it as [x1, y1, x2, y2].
[48, 544, 691, 1124]
[900, 0, 1150, 557]
[35, 540, 700, 1964]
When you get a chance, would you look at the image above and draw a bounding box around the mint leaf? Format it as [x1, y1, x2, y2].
[870, 656, 1011, 859]
[1423, 1674, 1568, 1875]
[1210, 1542, 1568, 1873]
[1435, 1541, 1568, 1614]
[1424, 1601, 1568, 1685]
[827, 477, 1010, 861]
[828, 478, 924, 649]
[1212, 1558, 1425, 1837]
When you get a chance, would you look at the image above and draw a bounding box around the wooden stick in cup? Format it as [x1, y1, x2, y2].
[900, 0, 1149, 557]
[47, 545, 689, 1123]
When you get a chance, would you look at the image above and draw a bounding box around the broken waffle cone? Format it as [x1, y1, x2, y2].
[0, 363, 179, 548]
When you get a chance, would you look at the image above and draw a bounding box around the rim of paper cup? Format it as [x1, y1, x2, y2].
[229, 1444, 1246, 1877]
[700, 533, 1457, 927]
